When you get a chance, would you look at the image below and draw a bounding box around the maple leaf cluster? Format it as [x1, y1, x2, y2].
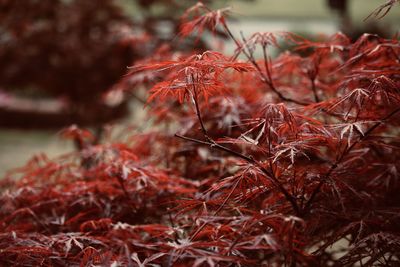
[1, 2, 400, 266]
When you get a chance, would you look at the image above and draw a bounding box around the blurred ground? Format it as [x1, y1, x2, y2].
[0, 130, 72, 177]
[0, 101, 148, 177]
[1, 0, 399, 176]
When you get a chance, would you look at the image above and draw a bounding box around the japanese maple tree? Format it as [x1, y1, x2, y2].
[1, 1, 400, 266]
[0, 0, 213, 127]
[0, 0, 140, 125]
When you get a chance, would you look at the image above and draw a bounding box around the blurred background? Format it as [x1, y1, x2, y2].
[0, 0, 399, 176]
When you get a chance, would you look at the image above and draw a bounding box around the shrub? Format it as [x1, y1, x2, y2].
[1, 2, 399, 266]
[0, 1, 137, 101]
[0, 0, 209, 127]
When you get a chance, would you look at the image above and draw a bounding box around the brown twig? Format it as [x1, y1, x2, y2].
[222, 21, 308, 106]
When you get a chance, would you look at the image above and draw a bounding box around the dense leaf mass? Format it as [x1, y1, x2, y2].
[1, 3, 400, 266]
[0, 0, 139, 101]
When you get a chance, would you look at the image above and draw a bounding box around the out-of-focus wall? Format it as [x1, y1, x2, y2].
[221, 0, 400, 21]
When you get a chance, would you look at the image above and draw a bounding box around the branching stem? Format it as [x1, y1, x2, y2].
[303, 106, 400, 214]
[222, 21, 308, 106]
[175, 132, 301, 215]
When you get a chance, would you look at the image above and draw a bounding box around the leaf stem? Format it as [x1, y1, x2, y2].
[175, 134, 301, 215]
[303, 106, 400, 214]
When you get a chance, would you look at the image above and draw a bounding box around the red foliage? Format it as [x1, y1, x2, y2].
[0, 0, 139, 101]
[0, 0, 211, 127]
[1, 2, 400, 266]
[180, 2, 231, 37]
